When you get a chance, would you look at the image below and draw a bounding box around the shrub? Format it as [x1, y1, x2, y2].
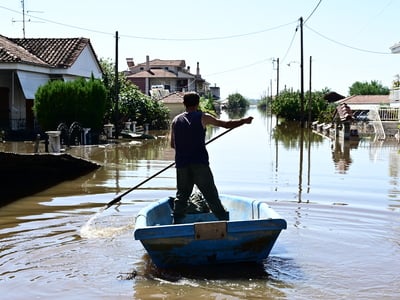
[33, 77, 106, 131]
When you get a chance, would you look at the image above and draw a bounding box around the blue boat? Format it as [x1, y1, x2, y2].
[134, 194, 287, 268]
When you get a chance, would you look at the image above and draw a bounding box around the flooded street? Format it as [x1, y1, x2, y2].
[1, 107, 399, 299]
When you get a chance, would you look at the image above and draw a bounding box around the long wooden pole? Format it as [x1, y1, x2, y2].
[104, 127, 235, 210]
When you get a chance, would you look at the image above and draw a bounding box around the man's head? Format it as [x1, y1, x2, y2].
[183, 92, 200, 108]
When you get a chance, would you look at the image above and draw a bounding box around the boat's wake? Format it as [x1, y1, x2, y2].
[79, 209, 135, 239]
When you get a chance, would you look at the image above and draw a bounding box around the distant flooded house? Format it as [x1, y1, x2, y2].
[0, 35, 102, 132]
[332, 103, 358, 140]
[124, 56, 219, 99]
[334, 95, 400, 140]
[158, 91, 185, 118]
[336, 95, 390, 111]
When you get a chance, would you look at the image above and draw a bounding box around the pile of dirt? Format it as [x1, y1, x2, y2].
[0, 152, 100, 206]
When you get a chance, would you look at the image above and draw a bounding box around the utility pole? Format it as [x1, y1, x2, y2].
[299, 17, 305, 127]
[308, 56, 312, 126]
[272, 58, 280, 98]
[114, 31, 119, 139]
[276, 57, 280, 97]
[22, 0, 26, 38]
[270, 79, 273, 99]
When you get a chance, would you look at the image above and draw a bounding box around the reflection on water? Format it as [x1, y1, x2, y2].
[133, 254, 291, 300]
[1, 107, 400, 299]
[331, 138, 356, 173]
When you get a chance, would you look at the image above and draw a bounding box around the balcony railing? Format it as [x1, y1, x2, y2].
[378, 108, 400, 121]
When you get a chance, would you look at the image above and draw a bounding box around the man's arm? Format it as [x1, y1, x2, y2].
[202, 113, 253, 129]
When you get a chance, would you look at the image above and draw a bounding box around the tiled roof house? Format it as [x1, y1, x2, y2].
[336, 95, 390, 110]
[124, 55, 213, 98]
[0, 35, 102, 131]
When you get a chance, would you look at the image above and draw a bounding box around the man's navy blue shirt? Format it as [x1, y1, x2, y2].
[172, 111, 209, 168]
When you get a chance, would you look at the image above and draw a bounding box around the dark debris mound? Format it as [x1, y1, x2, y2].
[0, 152, 100, 206]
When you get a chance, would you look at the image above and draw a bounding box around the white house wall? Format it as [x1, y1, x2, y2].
[66, 46, 102, 79]
[0, 43, 102, 131]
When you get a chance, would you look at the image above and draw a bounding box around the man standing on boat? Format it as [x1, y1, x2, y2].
[170, 92, 253, 223]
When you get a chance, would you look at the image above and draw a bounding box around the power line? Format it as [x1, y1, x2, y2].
[304, 0, 323, 24]
[1, 3, 301, 78]
[122, 21, 297, 41]
[278, 0, 323, 65]
[1, 5, 113, 36]
[351, 0, 394, 38]
[280, 24, 300, 64]
[0, 5, 296, 42]
[305, 24, 393, 55]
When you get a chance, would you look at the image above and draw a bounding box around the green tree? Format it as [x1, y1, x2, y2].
[271, 90, 330, 121]
[271, 90, 301, 120]
[33, 77, 106, 131]
[199, 95, 217, 116]
[257, 94, 272, 111]
[226, 93, 250, 109]
[100, 58, 169, 129]
[349, 80, 389, 95]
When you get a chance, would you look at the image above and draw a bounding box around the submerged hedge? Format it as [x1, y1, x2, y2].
[33, 77, 107, 131]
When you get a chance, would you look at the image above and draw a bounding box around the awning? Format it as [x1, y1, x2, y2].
[17, 71, 49, 99]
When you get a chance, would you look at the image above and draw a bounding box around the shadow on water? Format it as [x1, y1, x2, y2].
[123, 254, 299, 299]
[128, 253, 301, 284]
[143, 259, 268, 281]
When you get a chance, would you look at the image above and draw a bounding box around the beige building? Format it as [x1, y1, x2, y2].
[124, 55, 219, 100]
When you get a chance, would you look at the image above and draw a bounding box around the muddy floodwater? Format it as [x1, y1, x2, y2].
[1, 107, 399, 299]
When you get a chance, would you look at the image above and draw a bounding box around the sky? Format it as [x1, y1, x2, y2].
[1, 0, 399, 100]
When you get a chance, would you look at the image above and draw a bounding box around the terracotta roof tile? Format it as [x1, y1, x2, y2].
[136, 59, 186, 68]
[0, 35, 47, 66]
[127, 69, 178, 78]
[338, 95, 389, 105]
[9, 37, 90, 68]
[0, 35, 95, 69]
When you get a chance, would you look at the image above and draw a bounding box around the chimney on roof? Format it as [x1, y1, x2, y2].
[146, 55, 150, 71]
[196, 62, 200, 76]
[187, 66, 190, 73]
[126, 58, 134, 68]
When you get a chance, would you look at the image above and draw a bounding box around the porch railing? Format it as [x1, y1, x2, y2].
[378, 108, 400, 121]
[369, 109, 386, 140]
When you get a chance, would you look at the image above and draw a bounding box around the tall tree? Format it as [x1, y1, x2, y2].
[226, 93, 250, 109]
[349, 80, 389, 95]
[100, 58, 170, 129]
[271, 89, 329, 122]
